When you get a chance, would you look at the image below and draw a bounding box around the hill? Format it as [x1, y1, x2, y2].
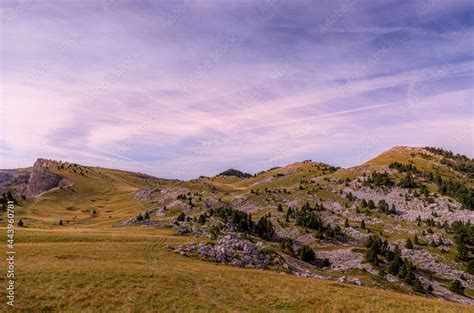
[1, 146, 474, 311]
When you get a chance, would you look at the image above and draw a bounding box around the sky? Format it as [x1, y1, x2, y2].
[0, 0, 473, 179]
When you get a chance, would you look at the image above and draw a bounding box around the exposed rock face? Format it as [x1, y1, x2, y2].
[24, 159, 70, 197]
[177, 234, 282, 269]
[399, 246, 474, 288]
[344, 180, 474, 223]
[337, 276, 363, 286]
[0, 170, 29, 186]
[0, 169, 30, 195]
[112, 208, 167, 228]
[1, 159, 71, 197]
[317, 248, 377, 275]
[134, 185, 162, 201]
[232, 197, 260, 213]
[418, 276, 474, 305]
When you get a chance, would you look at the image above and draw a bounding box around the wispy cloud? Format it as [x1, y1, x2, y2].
[0, 0, 472, 178]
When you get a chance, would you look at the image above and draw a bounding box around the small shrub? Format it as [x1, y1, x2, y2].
[449, 280, 465, 295]
[177, 212, 186, 222]
[297, 245, 315, 262]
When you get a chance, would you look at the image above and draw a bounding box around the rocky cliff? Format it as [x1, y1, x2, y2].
[1, 159, 70, 197]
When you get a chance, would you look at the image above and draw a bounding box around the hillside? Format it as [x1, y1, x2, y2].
[1, 146, 474, 311]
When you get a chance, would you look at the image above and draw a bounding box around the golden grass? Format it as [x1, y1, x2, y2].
[3, 151, 473, 312]
[0, 227, 471, 313]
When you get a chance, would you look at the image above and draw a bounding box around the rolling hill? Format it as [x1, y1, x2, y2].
[1, 146, 473, 312]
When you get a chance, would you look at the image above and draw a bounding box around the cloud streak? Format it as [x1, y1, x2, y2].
[0, 0, 473, 178]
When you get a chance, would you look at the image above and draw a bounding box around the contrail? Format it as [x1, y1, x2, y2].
[232, 101, 400, 134]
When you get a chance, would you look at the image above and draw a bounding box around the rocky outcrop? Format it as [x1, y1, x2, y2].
[113, 208, 167, 228]
[344, 180, 474, 223]
[337, 276, 363, 286]
[0, 169, 30, 195]
[399, 246, 474, 288]
[317, 248, 377, 275]
[134, 185, 162, 201]
[0, 159, 70, 197]
[25, 159, 70, 197]
[177, 234, 282, 269]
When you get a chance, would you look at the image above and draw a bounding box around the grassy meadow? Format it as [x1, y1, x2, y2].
[1, 227, 472, 312]
[1, 154, 473, 312]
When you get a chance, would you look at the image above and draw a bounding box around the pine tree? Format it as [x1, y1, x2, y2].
[277, 204, 283, 212]
[177, 212, 186, 222]
[360, 219, 366, 229]
[344, 219, 350, 228]
[467, 259, 474, 275]
[412, 277, 425, 293]
[360, 199, 367, 208]
[144, 212, 150, 220]
[347, 192, 353, 201]
[59, 220, 63, 226]
[457, 241, 469, 261]
[285, 207, 293, 222]
[449, 280, 465, 295]
[388, 254, 402, 275]
[414, 235, 419, 245]
[405, 238, 414, 249]
[427, 284, 433, 293]
[198, 214, 206, 225]
[18, 219, 24, 227]
[297, 245, 315, 262]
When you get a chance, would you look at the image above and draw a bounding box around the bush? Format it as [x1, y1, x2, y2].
[398, 174, 418, 189]
[277, 204, 283, 212]
[209, 206, 253, 232]
[365, 235, 385, 265]
[297, 245, 315, 262]
[255, 215, 275, 240]
[467, 259, 474, 275]
[364, 171, 394, 188]
[198, 214, 207, 225]
[177, 212, 186, 222]
[18, 219, 24, 227]
[449, 280, 465, 295]
[280, 237, 294, 255]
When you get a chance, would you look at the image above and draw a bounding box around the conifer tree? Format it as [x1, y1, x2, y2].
[277, 204, 283, 212]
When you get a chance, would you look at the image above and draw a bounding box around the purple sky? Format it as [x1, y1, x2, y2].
[1, 0, 473, 179]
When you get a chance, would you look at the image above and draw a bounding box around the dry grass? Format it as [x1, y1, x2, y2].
[2, 150, 473, 312]
[0, 227, 471, 312]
